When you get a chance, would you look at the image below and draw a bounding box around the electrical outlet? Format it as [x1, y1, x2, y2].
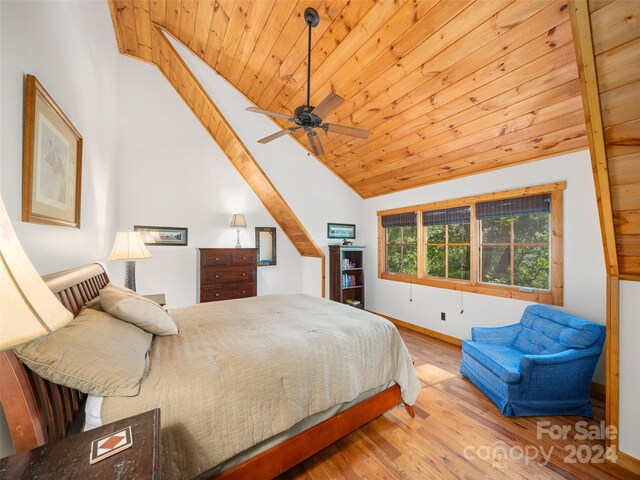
[441, 312, 446, 321]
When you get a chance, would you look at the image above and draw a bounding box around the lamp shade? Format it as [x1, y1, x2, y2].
[230, 214, 246, 228]
[0, 197, 73, 350]
[108, 231, 152, 260]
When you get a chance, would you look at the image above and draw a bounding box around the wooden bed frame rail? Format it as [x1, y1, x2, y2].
[0, 264, 109, 452]
[0, 263, 414, 479]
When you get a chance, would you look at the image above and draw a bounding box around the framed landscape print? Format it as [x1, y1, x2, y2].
[327, 223, 356, 239]
[134, 225, 188, 246]
[22, 74, 83, 228]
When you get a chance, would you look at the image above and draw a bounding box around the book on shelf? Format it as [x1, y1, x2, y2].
[342, 274, 357, 288]
[345, 299, 361, 306]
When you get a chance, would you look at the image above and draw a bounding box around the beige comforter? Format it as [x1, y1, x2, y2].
[101, 294, 420, 478]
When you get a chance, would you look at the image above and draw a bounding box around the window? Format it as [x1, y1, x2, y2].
[377, 183, 564, 305]
[382, 212, 417, 275]
[478, 194, 550, 290]
[424, 206, 471, 280]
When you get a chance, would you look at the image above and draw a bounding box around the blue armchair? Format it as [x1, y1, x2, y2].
[460, 305, 605, 417]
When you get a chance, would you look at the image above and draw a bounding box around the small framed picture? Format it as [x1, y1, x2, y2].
[22, 74, 83, 228]
[134, 225, 188, 246]
[327, 223, 356, 239]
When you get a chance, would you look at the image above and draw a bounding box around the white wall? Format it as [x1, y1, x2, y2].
[166, 35, 364, 296]
[117, 56, 303, 306]
[360, 151, 608, 382]
[0, 0, 120, 458]
[619, 281, 640, 459]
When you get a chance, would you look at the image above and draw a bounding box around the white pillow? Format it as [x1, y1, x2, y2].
[100, 284, 178, 336]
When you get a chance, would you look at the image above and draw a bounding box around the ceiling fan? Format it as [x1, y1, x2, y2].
[245, 7, 370, 156]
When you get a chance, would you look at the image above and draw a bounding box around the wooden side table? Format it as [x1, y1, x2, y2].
[0, 409, 161, 479]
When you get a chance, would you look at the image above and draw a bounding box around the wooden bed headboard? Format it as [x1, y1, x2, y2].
[0, 263, 109, 453]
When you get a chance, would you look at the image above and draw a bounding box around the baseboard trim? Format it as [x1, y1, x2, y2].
[616, 451, 640, 475]
[590, 381, 606, 403]
[370, 311, 462, 347]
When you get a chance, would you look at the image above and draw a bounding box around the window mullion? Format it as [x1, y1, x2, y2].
[417, 211, 425, 278]
[510, 219, 515, 286]
[470, 204, 478, 286]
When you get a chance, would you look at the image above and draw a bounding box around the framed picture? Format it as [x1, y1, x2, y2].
[134, 225, 188, 246]
[22, 74, 83, 228]
[327, 223, 356, 239]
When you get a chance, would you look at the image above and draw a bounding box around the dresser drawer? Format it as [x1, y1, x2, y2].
[230, 249, 256, 266]
[201, 285, 256, 302]
[202, 266, 255, 285]
[201, 251, 230, 267]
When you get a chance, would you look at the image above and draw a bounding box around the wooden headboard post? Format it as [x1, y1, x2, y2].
[0, 263, 109, 453]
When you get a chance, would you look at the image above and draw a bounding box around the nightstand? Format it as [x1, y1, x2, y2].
[143, 294, 166, 307]
[0, 409, 161, 479]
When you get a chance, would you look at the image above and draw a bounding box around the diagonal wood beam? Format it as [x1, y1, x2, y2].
[568, 0, 618, 276]
[149, 24, 324, 261]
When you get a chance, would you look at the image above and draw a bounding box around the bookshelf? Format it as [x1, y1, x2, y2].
[329, 245, 365, 309]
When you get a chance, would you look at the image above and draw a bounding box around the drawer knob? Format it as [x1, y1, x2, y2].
[242, 273, 246, 276]
[242, 256, 246, 260]
[215, 293, 220, 297]
[215, 257, 219, 260]
[242, 290, 246, 294]
[215, 274, 219, 278]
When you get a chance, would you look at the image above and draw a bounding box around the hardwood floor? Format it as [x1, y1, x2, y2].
[278, 327, 637, 480]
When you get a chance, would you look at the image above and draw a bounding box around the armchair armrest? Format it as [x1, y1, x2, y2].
[471, 324, 521, 344]
[520, 348, 602, 368]
[519, 348, 603, 397]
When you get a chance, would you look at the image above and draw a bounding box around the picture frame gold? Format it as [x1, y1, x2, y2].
[22, 74, 83, 228]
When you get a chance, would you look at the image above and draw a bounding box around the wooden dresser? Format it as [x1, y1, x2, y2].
[198, 248, 258, 302]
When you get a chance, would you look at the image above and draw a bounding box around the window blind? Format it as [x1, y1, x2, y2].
[422, 206, 471, 226]
[381, 212, 417, 227]
[476, 194, 550, 220]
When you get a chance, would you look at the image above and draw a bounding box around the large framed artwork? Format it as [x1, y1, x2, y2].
[22, 74, 83, 228]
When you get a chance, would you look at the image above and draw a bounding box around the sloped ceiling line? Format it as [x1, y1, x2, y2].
[152, 25, 324, 259]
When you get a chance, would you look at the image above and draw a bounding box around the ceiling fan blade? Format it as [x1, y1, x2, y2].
[310, 92, 345, 119]
[257, 129, 292, 144]
[307, 131, 325, 156]
[246, 107, 293, 121]
[326, 123, 370, 139]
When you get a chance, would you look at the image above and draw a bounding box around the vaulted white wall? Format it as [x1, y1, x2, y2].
[116, 56, 304, 305]
[166, 35, 364, 297]
[0, 0, 121, 458]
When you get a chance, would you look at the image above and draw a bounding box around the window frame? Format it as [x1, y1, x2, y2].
[377, 182, 564, 305]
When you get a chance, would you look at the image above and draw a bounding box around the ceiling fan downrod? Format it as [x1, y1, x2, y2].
[304, 8, 319, 108]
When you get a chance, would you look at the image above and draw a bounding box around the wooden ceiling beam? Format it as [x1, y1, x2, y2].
[568, 0, 618, 276]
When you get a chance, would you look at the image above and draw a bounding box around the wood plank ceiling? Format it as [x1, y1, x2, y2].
[110, 0, 587, 198]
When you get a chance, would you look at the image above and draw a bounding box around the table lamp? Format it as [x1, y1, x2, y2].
[230, 214, 246, 248]
[108, 231, 151, 291]
[0, 197, 73, 350]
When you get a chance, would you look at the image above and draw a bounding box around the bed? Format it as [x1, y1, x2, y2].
[0, 263, 420, 479]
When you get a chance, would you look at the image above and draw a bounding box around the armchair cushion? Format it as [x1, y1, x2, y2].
[513, 305, 602, 355]
[462, 342, 523, 384]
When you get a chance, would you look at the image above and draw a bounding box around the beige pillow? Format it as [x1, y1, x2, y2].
[100, 284, 178, 336]
[14, 309, 152, 397]
[82, 296, 104, 311]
